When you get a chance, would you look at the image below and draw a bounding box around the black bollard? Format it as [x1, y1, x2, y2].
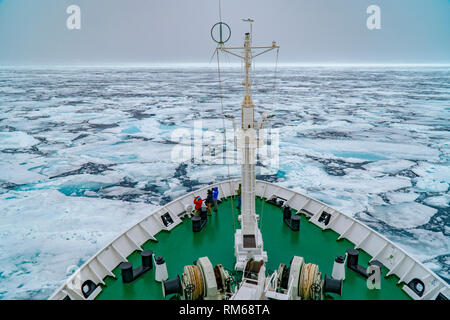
[346, 249, 359, 269]
[283, 206, 291, 221]
[346, 248, 369, 278]
[200, 207, 208, 221]
[120, 262, 134, 283]
[192, 216, 202, 232]
[290, 215, 300, 231]
[141, 250, 153, 270]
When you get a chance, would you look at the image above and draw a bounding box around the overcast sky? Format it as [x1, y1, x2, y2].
[0, 0, 449, 65]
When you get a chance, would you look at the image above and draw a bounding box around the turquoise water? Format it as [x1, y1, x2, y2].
[0, 66, 448, 299]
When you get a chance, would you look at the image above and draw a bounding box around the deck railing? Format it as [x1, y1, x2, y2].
[49, 179, 449, 300]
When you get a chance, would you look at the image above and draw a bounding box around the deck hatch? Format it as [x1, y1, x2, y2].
[161, 213, 174, 227]
[243, 235, 256, 248]
[318, 211, 332, 225]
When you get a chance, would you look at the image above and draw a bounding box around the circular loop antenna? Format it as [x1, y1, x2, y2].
[211, 22, 231, 44]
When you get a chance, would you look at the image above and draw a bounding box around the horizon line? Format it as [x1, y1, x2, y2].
[1, 62, 450, 69]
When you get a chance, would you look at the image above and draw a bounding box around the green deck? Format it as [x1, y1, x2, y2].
[96, 197, 411, 300]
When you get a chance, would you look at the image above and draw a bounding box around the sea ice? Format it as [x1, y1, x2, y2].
[0, 189, 157, 300]
[386, 191, 420, 204]
[371, 202, 438, 229]
[0, 132, 39, 149]
[423, 195, 450, 208]
[386, 228, 450, 269]
[415, 178, 449, 193]
[1, 66, 449, 298]
[362, 160, 416, 174]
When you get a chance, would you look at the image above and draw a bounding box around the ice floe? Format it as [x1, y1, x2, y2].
[370, 202, 438, 229]
[0, 189, 157, 300]
[0, 66, 449, 298]
[362, 160, 416, 174]
[424, 195, 450, 208]
[0, 132, 39, 149]
[386, 191, 420, 204]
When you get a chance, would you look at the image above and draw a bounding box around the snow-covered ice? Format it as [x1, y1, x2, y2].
[0, 66, 449, 298]
[0, 189, 157, 299]
[0, 132, 39, 149]
[370, 202, 438, 229]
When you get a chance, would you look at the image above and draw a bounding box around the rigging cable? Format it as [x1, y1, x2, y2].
[216, 46, 237, 232]
[214, 0, 237, 231]
[259, 49, 280, 231]
[273, 48, 280, 92]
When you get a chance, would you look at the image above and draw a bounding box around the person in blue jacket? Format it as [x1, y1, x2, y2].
[212, 186, 219, 212]
[237, 184, 241, 210]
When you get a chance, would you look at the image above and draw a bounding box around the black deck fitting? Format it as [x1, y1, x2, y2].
[282, 206, 300, 232]
[119, 250, 154, 283]
[318, 211, 332, 226]
[268, 196, 286, 207]
[346, 248, 372, 278]
[192, 207, 208, 232]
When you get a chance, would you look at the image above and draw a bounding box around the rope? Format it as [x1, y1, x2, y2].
[213, 0, 238, 232]
[258, 49, 279, 230]
[299, 263, 320, 300]
[272, 47, 279, 107]
[216, 47, 237, 232]
[184, 265, 204, 300]
[259, 195, 265, 230]
[273, 48, 279, 91]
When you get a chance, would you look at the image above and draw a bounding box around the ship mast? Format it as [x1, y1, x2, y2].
[213, 19, 279, 271]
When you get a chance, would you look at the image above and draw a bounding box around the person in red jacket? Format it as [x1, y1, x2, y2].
[193, 196, 203, 216]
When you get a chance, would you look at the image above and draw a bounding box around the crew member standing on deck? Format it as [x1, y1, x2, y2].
[237, 184, 241, 210]
[194, 196, 203, 216]
[205, 189, 213, 216]
[212, 186, 219, 212]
